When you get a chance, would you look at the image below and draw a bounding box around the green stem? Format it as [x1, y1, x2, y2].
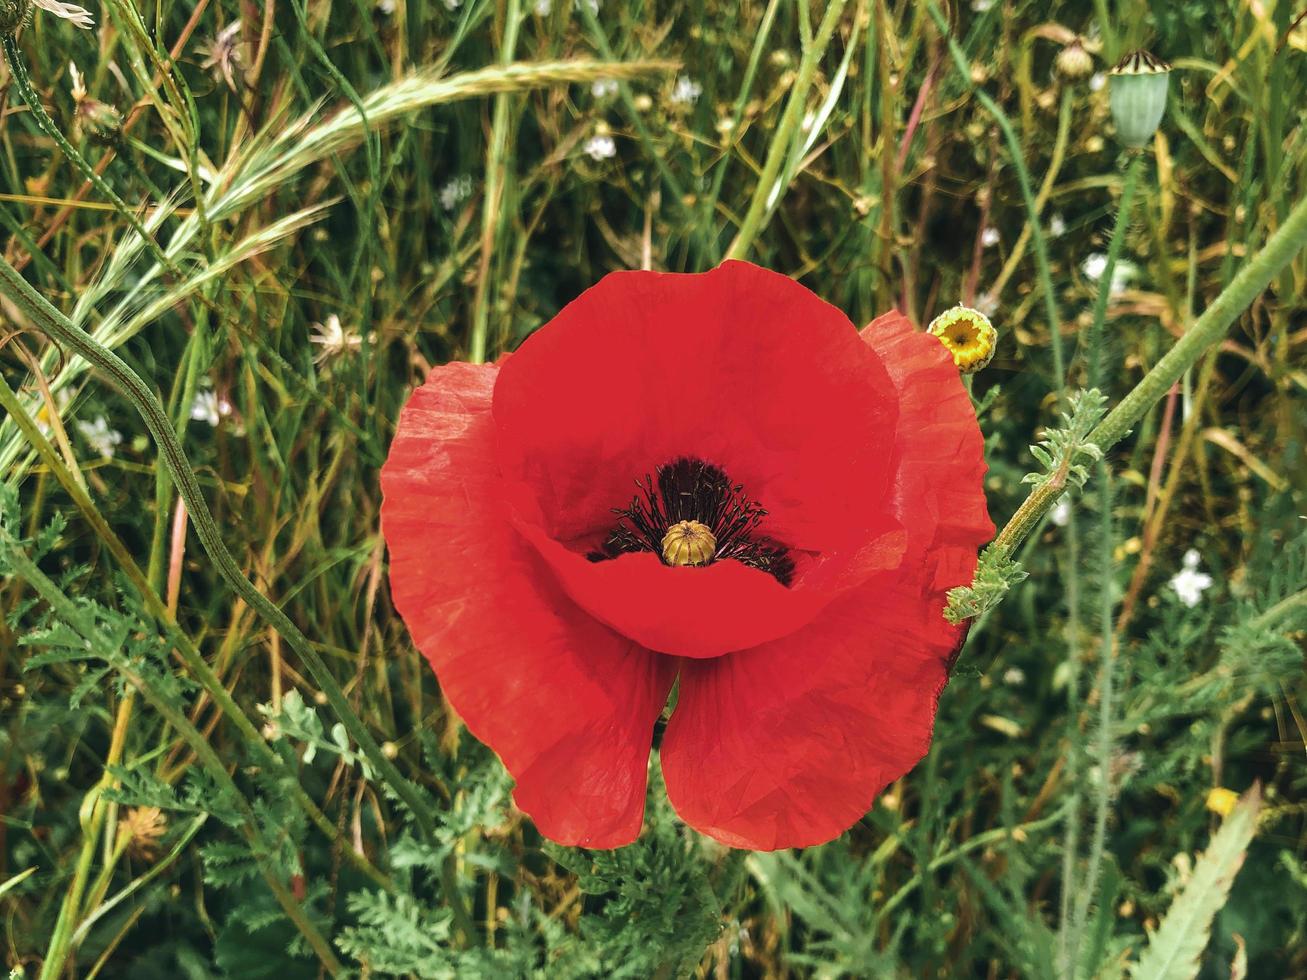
[0, 255, 439, 846]
[1086, 154, 1144, 390]
[1066, 466, 1116, 972]
[926, 0, 1065, 390]
[0, 375, 395, 891]
[1093, 0, 1119, 66]
[1054, 502, 1083, 978]
[1089, 190, 1307, 452]
[697, 0, 783, 264]
[1061, 151, 1145, 970]
[3, 541, 342, 978]
[2, 35, 178, 275]
[992, 190, 1307, 557]
[1250, 587, 1307, 632]
[724, 0, 850, 259]
[469, 0, 522, 365]
[70, 814, 208, 947]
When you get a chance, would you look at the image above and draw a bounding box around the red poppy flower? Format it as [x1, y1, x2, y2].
[380, 261, 992, 851]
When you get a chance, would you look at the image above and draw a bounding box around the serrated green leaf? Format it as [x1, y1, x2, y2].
[1129, 785, 1261, 980]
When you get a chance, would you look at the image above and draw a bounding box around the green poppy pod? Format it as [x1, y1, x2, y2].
[1109, 50, 1171, 149]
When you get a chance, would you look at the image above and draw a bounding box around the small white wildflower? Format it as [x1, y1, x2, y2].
[68, 61, 86, 101]
[970, 0, 995, 10]
[1050, 498, 1071, 527]
[375, 0, 396, 14]
[442, 0, 461, 10]
[33, 0, 94, 28]
[533, 0, 551, 13]
[1049, 213, 1067, 237]
[439, 175, 473, 211]
[1081, 253, 1135, 296]
[1169, 550, 1213, 607]
[669, 75, 702, 105]
[591, 78, 618, 98]
[190, 390, 226, 428]
[583, 134, 616, 160]
[1002, 667, 1026, 686]
[1089, 72, 1107, 92]
[75, 416, 123, 459]
[310, 314, 364, 365]
[200, 22, 244, 93]
[981, 226, 1001, 248]
[973, 291, 999, 318]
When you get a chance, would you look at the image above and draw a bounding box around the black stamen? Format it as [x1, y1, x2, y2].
[587, 457, 794, 586]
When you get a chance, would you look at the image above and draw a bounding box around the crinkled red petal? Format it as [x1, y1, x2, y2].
[380, 362, 676, 847]
[492, 261, 903, 656]
[660, 310, 993, 849]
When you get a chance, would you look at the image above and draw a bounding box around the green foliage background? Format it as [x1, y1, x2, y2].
[1, 0, 1304, 976]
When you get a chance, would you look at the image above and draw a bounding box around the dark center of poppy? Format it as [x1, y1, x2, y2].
[587, 457, 795, 586]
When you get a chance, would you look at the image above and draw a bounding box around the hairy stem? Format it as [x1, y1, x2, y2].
[2, 35, 178, 275]
[991, 189, 1307, 557]
[1086, 154, 1144, 389]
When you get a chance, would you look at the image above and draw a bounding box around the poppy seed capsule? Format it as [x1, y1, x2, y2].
[927, 306, 997, 374]
[1109, 50, 1171, 149]
[662, 520, 716, 567]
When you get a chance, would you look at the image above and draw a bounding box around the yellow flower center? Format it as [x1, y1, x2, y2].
[927, 306, 998, 374]
[661, 520, 717, 567]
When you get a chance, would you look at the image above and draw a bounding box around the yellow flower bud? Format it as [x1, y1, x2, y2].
[927, 306, 998, 374]
[1204, 786, 1239, 818]
[1056, 39, 1094, 81]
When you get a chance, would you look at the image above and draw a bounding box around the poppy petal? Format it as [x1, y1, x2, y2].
[860, 310, 994, 579]
[492, 261, 906, 656]
[660, 310, 992, 849]
[659, 576, 957, 850]
[511, 517, 905, 657]
[380, 362, 677, 847]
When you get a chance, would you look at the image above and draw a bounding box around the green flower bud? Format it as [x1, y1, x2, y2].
[1055, 38, 1094, 81]
[1109, 50, 1171, 149]
[79, 98, 123, 144]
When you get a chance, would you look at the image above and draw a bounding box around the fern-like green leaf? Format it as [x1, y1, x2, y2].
[1129, 784, 1262, 980]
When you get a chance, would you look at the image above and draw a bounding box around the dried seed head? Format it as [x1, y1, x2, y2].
[1055, 38, 1094, 81]
[200, 21, 245, 92]
[0, 0, 31, 33]
[69, 65, 122, 144]
[1109, 50, 1171, 149]
[118, 806, 167, 860]
[928, 306, 998, 374]
[661, 520, 716, 567]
